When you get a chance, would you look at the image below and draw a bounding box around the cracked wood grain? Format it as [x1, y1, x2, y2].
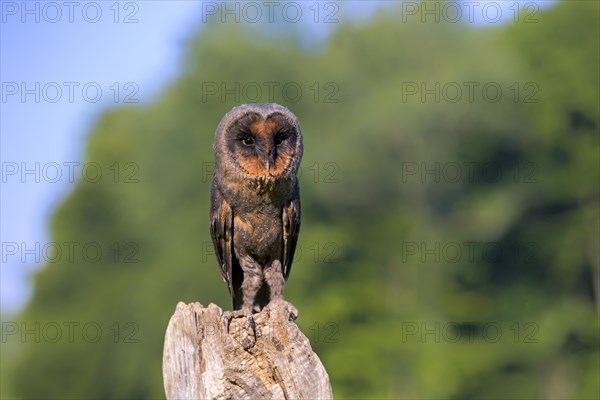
[163, 301, 332, 399]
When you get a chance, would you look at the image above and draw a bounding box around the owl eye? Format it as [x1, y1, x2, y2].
[241, 136, 254, 146]
[274, 131, 289, 145]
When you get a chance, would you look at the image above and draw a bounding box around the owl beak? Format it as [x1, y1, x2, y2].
[264, 156, 274, 172]
[262, 147, 276, 172]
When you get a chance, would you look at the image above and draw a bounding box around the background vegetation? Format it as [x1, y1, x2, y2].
[2, 1, 599, 398]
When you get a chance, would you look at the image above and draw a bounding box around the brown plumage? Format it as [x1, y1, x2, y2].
[210, 103, 302, 319]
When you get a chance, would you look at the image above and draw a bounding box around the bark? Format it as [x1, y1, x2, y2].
[162, 301, 333, 400]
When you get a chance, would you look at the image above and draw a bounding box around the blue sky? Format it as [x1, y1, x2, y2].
[0, 0, 555, 314]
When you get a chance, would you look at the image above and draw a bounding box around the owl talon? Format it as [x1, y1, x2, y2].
[222, 311, 233, 332]
[248, 314, 257, 337]
[288, 305, 298, 322]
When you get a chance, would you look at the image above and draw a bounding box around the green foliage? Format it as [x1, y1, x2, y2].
[4, 1, 598, 398]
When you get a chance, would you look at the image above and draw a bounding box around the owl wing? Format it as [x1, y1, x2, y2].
[282, 188, 301, 281]
[209, 182, 235, 297]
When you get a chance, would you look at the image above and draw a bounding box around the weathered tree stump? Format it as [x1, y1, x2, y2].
[162, 301, 333, 399]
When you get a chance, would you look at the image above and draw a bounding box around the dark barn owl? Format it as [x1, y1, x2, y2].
[210, 103, 302, 326]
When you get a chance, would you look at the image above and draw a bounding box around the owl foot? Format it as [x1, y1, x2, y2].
[269, 299, 299, 322]
[222, 310, 256, 338]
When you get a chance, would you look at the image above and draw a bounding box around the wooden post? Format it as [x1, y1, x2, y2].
[162, 301, 333, 399]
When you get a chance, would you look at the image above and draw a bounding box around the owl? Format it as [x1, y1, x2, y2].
[209, 103, 302, 327]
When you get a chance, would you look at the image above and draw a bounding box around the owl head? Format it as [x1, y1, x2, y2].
[213, 103, 303, 181]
